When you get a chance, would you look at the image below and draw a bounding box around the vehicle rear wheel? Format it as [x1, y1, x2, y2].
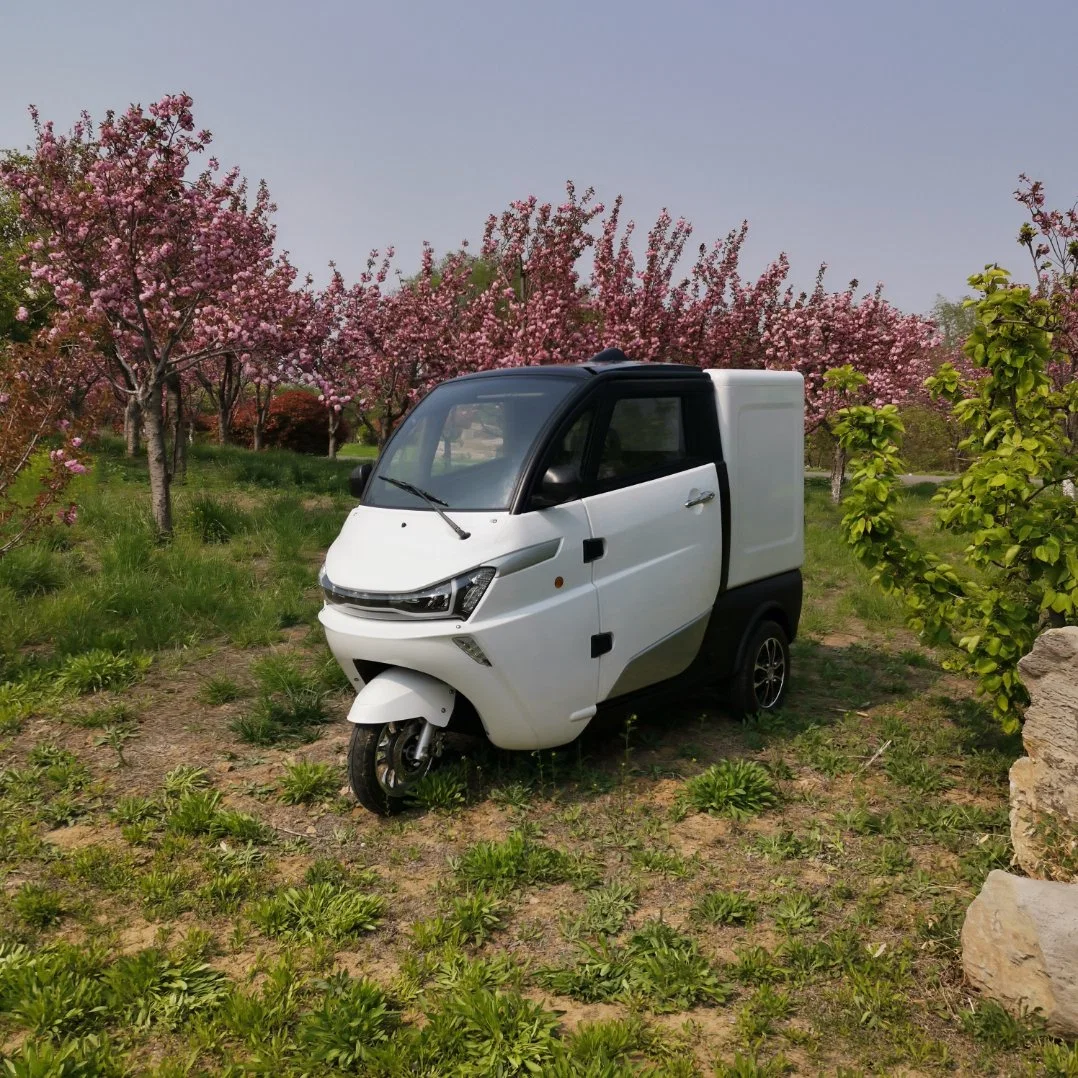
[347, 720, 435, 816]
[728, 619, 790, 718]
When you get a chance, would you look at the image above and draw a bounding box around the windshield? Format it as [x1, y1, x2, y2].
[365, 374, 579, 511]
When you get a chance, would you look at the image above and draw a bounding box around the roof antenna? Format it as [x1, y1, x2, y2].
[590, 347, 630, 364]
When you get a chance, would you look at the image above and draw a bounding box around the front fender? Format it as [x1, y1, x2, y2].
[346, 668, 456, 728]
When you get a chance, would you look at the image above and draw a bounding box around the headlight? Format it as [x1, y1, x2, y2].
[320, 566, 496, 621]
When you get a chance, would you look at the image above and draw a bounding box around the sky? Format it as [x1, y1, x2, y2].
[2, 0, 1077, 316]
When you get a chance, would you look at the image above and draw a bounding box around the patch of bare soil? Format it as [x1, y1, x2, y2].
[42, 822, 115, 850]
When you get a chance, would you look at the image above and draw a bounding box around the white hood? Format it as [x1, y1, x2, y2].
[322, 505, 515, 592]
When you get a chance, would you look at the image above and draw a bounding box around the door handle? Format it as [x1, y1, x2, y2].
[685, 490, 716, 508]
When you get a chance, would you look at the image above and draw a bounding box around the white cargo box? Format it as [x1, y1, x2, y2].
[706, 369, 805, 590]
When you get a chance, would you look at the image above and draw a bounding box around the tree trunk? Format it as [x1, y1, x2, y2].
[253, 382, 273, 451]
[217, 402, 231, 446]
[830, 442, 847, 505]
[328, 411, 339, 459]
[142, 384, 173, 536]
[124, 397, 142, 457]
[165, 372, 187, 482]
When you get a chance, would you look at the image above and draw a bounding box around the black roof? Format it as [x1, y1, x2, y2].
[450, 351, 706, 384]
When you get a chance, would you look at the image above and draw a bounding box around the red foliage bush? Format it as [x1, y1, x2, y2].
[232, 389, 349, 455]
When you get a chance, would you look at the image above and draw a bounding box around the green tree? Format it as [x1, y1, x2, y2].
[834, 267, 1078, 731]
[930, 293, 977, 351]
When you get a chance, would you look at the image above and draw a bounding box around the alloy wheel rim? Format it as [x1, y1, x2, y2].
[752, 637, 786, 709]
[374, 720, 432, 794]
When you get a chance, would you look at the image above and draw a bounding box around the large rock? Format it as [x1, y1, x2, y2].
[1012, 627, 1078, 879]
[962, 870, 1078, 1036]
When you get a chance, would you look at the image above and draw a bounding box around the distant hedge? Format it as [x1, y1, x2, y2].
[232, 390, 351, 455]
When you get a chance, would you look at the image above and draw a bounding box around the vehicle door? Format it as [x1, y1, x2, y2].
[580, 382, 723, 701]
[494, 405, 602, 739]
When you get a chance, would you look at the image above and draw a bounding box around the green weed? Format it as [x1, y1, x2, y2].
[407, 765, 468, 811]
[198, 674, 246, 705]
[693, 889, 757, 927]
[249, 882, 385, 943]
[565, 881, 638, 938]
[0, 545, 65, 598]
[186, 493, 249, 543]
[453, 829, 595, 892]
[298, 971, 399, 1069]
[279, 760, 338, 804]
[772, 892, 817, 933]
[679, 759, 779, 819]
[56, 650, 150, 696]
[541, 919, 733, 1013]
[959, 999, 1041, 1049]
[12, 883, 66, 929]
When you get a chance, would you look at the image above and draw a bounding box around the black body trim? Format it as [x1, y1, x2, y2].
[591, 632, 613, 658]
[716, 460, 732, 593]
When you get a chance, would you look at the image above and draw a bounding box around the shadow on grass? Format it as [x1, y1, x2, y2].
[446, 639, 947, 808]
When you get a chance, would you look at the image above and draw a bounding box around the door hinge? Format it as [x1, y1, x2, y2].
[583, 538, 606, 563]
[591, 632, 613, 658]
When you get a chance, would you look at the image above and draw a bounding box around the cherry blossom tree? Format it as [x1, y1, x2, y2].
[0, 332, 89, 558]
[2, 94, 292, 534]
[762, 274, 939, 500]
[464, 183, 603, 368]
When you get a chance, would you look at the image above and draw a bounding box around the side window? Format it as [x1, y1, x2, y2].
[597, 396, 687, 483]
[431, 401, 506, 476]
[546, 410, 593, 475]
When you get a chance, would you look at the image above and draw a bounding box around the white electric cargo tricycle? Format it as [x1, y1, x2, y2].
[319, 349, 805, 814]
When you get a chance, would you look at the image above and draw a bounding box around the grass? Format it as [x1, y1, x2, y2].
[0, 449, 1056, 1075]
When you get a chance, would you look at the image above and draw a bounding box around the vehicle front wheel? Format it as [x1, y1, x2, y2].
[728, 619, 790, 718]
[347, 720, 435, 816]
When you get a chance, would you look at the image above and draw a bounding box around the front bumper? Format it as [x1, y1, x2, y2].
[318, 604, 543, 750]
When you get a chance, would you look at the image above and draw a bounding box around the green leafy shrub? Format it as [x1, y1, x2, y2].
[414, 891, 507, 950]
[679, 759, 779, 819]
[1, 1033, 125, 1077]
[564, 881, 638, 938]
[164, 789, 267, 843]
[834, 268, 1078, 730]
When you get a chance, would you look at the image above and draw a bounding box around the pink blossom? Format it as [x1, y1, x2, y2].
[63, 459, 88, 474]
[15, 306, 29, 322]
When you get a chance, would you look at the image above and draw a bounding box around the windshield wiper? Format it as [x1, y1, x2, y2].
[378, 475, 471, 540]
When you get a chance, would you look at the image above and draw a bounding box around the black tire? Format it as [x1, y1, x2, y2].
[347, 721, 433, 816]
[728, 619, 790, 718]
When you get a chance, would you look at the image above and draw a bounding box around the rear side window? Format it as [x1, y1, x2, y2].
[597, 396, 687, 482]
